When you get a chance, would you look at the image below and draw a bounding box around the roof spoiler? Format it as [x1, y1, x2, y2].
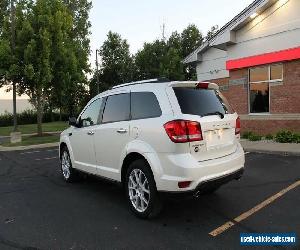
[169, 81, 219, 90]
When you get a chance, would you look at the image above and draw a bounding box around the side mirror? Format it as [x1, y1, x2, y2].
[69, 117, 78, 127]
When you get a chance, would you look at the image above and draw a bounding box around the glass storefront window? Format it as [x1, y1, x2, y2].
[270, 64, 283, 81]
[249, 82, 269, 113]
[249, 66, 268, 82]
[249, 64, 283, 113]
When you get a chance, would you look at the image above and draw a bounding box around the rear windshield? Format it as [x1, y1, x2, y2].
[173, 87, 234, 116]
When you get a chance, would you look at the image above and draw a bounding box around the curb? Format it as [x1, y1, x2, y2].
[244, 148, 300, 156]
[240, 140, 300, 156]
[0, 131, 62, 139]
[0, 142, 59, 152]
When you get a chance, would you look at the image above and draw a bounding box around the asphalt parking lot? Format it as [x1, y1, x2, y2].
[0, 148, 299, 250]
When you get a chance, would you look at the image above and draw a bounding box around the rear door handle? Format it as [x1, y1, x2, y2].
[87, 131, 94, 135]
[117, 128, 127, 134]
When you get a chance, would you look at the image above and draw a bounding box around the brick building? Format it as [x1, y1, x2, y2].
[183, 0, 300, 135]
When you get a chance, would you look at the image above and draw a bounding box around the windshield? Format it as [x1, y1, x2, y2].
[173, 87, 234, 116]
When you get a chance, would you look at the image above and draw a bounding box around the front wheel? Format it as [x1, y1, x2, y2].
[125, 159, 162, 219]
[60, 146, 79, 182]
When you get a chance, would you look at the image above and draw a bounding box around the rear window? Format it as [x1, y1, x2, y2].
[131, 92, 161, 120]
[173, 87, 234, 116]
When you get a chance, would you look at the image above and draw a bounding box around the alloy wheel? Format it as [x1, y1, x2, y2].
[61, 151, 71, 179]
[128, 169, 150, 212]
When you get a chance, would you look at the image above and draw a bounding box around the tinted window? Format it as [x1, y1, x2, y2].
[249, 82, 269, 113]
[173, 87, 234, 116]
[80, 98, 102, 127]
[131, 92, 161, 120]
[102, 93, 130, 123]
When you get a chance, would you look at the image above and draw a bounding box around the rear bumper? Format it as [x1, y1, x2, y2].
[155, 143, 245, 192]
[160, 167, 244, 198]
[193, 167, 244, 195]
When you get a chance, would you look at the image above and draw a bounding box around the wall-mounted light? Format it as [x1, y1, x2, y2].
[250, 12, 258, 19]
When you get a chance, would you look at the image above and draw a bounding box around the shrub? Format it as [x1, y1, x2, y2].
[241, 131, 253, 139]
[275, 130, 300, 143]
[265, 134, 273, 140]
[295, 133, 300, 143]
[0, 110, 69, 127]
[248, 133, 262, 141]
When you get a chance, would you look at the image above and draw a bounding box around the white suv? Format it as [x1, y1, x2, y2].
[60, 79, 245, 218]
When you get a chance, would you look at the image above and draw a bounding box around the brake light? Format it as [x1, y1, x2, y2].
[178, 181, 191, 188]
[235, 117, 241, 135]
[196, 82, 209, 89]
[164, 120, 203, 143]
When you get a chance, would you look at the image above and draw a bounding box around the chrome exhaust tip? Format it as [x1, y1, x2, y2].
[193, 190, 201, 198]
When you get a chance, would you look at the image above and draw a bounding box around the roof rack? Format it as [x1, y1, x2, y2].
[111, 77, 170, 89]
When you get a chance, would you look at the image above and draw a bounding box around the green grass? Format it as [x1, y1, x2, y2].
[1, 134, 59, 147]
[0, 121, 68, 136]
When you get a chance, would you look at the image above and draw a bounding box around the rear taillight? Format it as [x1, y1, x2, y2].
[164, 120, 203, 143]
[235, 117, 241, 135]
[178, 181, 191, 188]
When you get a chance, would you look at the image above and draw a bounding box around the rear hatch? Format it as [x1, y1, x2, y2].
[171, 82, 239, 162]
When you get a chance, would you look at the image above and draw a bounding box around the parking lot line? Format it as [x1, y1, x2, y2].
[20, 150, 41, 155]
[46, 149, 58, 152]
[244, 152, 250, 155]
[209, 179, 300, 237]
[35, 156, 58, 161]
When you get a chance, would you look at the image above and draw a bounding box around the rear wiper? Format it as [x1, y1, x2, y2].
[202, 111, 225, 119]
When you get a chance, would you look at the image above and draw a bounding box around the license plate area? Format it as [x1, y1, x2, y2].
[204, 128, 233, 149]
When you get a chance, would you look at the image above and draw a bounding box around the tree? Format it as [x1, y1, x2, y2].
[89, 73, 110, 98]
[181, 24, 203, 80]
[160, 47, 184, 81]
[135, 39, 167, 80]
[99, 31, 135, 87]
[15, 0, 55, 135]
[0, 0, 9, 35]
[206, 25, 219, 41]
[14, 0, 89, 135]
[0, 39, 12, 88]
[0, 0, 27, 132]
[135, 24, 204, 81]
[168, 31, 182, 54]
[1, 0, 92, 132]
[181, 24, 203, 58]
[49, 0, 92, 117]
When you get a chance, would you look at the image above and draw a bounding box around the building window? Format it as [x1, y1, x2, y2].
[249, 64, 283, 113]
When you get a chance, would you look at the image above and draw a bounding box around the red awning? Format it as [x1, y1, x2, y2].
[226, 46, 300, 70]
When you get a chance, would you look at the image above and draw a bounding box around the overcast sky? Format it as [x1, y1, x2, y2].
[0, 0, 253, 99]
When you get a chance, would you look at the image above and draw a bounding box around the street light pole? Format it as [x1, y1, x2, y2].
[10, 0, 17, 132]
[95, 49, 100, 94]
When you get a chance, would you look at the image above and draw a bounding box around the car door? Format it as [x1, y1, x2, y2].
[93, 92, 130, 180]
[69, 98, 103, 175]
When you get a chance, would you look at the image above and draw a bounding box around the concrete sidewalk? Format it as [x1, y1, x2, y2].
[241, 139, 300, 156]
[0, 131, 61, 144]
[0, 142, 59, 151]
[0, 130, 61, 139]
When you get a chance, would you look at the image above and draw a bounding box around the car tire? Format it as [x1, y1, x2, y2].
[125, 159, 162, 219]
[60, 146, 79, 183]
